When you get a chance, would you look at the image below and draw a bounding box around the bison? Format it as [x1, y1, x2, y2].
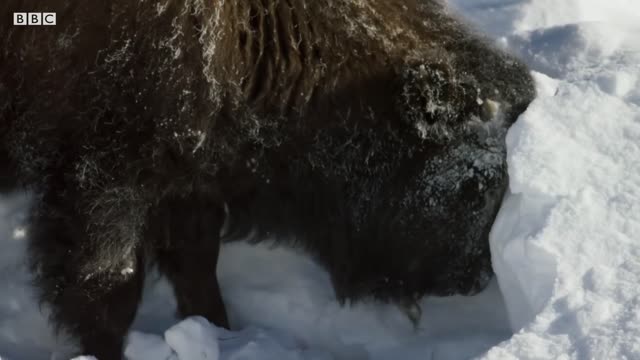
[0, 0, 535, 358]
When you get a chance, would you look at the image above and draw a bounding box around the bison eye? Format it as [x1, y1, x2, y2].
[459, 170, 486, 211]
[397, 63, 481, 143]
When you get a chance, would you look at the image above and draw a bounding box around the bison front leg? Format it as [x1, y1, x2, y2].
[151, 193, 229, 328]
[28, 200, 145, 360]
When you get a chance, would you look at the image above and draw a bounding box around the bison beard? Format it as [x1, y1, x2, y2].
[0, 0, 535, 358]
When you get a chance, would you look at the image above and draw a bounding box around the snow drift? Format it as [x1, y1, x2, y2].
[450, 0, 640, 358]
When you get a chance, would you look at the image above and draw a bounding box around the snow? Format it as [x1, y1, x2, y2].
[2, 0, 640, 359]
[164, 317, 219, 360]
[448, 0, 640, 358]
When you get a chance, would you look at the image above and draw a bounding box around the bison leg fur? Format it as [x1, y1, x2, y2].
[28, 204, 145, 360]
[151, 193, 229, 328]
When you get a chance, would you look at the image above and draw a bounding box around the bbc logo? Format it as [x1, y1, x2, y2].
[13, 13, 56, 26]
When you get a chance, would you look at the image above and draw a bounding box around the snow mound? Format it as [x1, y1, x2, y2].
[486, 45, 640, 360]
[164, 317, 219, 360]
[449, 0, 640, 359]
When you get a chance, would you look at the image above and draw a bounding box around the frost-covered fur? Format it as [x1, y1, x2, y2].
[0, 0, 534, 358]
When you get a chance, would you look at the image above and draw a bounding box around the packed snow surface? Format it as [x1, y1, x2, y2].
[2, 0, 640, 359]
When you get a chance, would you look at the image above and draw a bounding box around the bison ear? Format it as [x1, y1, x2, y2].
[396, 63, 482, 143]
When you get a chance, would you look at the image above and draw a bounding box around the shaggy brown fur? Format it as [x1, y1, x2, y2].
[1, 0, 535, 358]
